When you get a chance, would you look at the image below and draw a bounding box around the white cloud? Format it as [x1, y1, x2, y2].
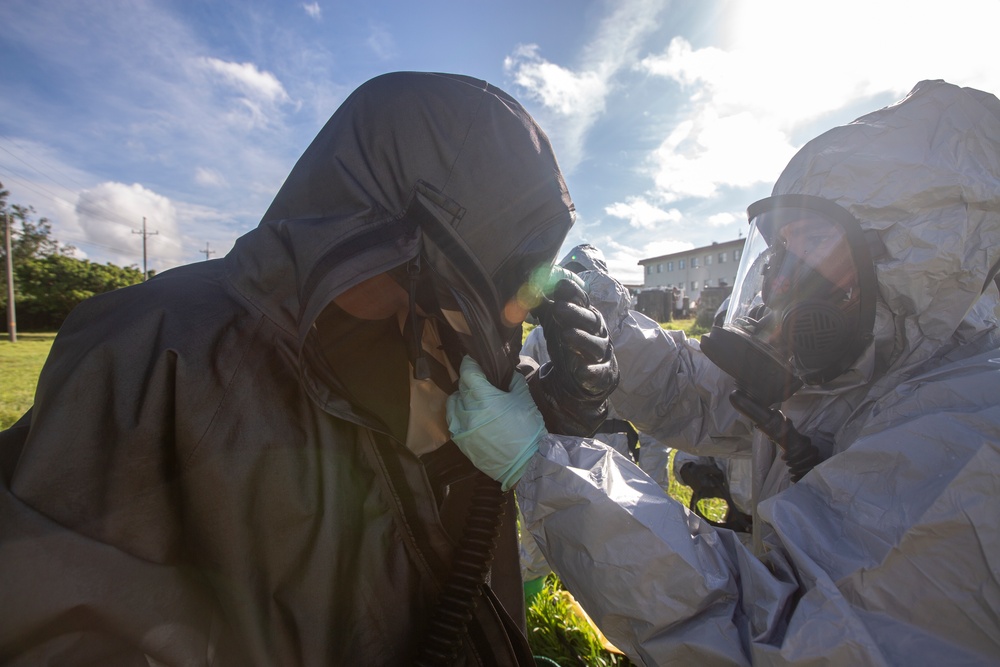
[197, 57, 292, 128]
[504, 0, 669, 171]
[605, 196, 681, 229]
[648, 108, 796, 201]
[75, 182, 185, 271]
[637, 0, 1000, 206]
[194, 167, 227, 188]
[198, 57, 289, 105]
[366, 24, 396, 61]
[706, 211, 738, 228]
[302, 2, 321, 19]
[505, 44, 608, 116]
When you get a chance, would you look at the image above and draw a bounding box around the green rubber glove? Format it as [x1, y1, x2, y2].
[446, 356, 547, 491]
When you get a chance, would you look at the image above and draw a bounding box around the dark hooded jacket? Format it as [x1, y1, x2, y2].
[0, 72, 574, 666]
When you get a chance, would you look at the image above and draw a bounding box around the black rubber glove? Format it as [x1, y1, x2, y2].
[528, 278, 619, 437]
[677, 461, 728, 498]
[678, 460, 753, 533]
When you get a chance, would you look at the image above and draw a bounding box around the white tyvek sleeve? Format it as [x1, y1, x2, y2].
[517, 434, 799, 666]
[520, 325, 549, 365]
[583, 272, 752, 458]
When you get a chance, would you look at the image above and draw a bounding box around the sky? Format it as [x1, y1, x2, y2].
[1, 0, 998, 285]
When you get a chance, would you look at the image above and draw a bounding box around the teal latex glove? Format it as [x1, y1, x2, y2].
[446, 356, 547, 491]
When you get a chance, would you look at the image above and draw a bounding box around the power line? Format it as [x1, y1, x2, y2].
[0, 168, 135, 230]
[0, 137, 144, 227]
[0, 173, 138, 255]
[0, 136, 96, 194]
[0, 162, 136, 230]
[3, 220, 153, 265]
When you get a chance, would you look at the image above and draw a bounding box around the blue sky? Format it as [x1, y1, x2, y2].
[1, 0, 997, 284]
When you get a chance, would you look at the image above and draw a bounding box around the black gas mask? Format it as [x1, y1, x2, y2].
[399, 183, 569, 392]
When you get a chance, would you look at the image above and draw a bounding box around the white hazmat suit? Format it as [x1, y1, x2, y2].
[512, 80, 1000, 665]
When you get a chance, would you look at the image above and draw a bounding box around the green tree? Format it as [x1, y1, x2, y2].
[0, 183, 73, 265]
[17, 255, 143, 326]
[2, 181, 143, 330]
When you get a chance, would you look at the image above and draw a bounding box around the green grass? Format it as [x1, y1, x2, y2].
[0, 332, 55, 430]
[661, 316, 710, 339]
[527, 575, 635, 666]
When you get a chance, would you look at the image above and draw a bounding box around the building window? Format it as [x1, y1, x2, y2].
[657, 263, 662, 273]
[705, 254, 712, 265]
[646, 265, 652, 275]
[691, 281, 698, 290]
[734, 249, 742, 261]
[718, 252, 726, 263]
[667, 261, 673, 271]
[679, 259, 685, 269]
[690, 257, 699, 268]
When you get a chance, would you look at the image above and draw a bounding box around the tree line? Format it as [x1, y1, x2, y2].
[2, 182, 144, 331]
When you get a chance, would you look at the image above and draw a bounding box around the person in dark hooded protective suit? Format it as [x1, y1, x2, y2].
[0, 72, 618, 666]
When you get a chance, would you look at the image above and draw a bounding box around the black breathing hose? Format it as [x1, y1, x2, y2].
[413, 471, 506, 666]
[729, 389, 821, 482]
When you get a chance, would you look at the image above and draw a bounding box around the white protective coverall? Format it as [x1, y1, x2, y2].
[516, 80, 1000, 665]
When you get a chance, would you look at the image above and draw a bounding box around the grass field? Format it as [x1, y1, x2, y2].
[0, 324, 717, 665]
[0, 332, 56, 430]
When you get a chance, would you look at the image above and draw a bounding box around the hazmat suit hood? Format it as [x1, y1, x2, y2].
[770, 80, 1000, 401]
[228, 71, 575, 394]
[558, 243, 609, 275]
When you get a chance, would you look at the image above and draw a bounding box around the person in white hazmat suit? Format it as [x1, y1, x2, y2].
[446, 79, 1000, 665]
[519, 243, 673, 586]
[523, 244, 672, 476]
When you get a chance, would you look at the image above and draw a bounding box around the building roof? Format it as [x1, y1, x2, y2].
[638, 237, 744, 265]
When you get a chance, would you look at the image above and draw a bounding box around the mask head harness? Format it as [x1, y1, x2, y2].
[702, 194, 882, 407]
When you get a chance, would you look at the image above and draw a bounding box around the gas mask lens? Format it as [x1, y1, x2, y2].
[728, 213, 861, 374]
[702, 195, 878, 405]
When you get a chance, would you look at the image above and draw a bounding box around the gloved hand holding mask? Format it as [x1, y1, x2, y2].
[447, 356, 547, 491]
[530, 267, 620, 436]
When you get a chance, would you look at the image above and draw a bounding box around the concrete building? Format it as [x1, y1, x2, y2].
[639, 238, 744, 306]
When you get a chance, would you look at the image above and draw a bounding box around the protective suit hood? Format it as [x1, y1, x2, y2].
[772, 79, 1000, 386]
[226, 71, 574, 391]
[558, 243, 608, 275]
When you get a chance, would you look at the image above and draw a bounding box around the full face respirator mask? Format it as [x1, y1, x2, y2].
[701, 195, 882, 481]
[701, 194, 881, 407]
[398, 184, 569, 392]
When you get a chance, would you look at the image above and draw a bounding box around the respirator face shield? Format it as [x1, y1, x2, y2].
[701, 194, 879, 406]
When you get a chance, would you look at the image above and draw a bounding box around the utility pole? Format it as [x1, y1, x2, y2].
[4, 213, 16, 343]
[200, 242, 216, 261]
[132, 216, 158, 281]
